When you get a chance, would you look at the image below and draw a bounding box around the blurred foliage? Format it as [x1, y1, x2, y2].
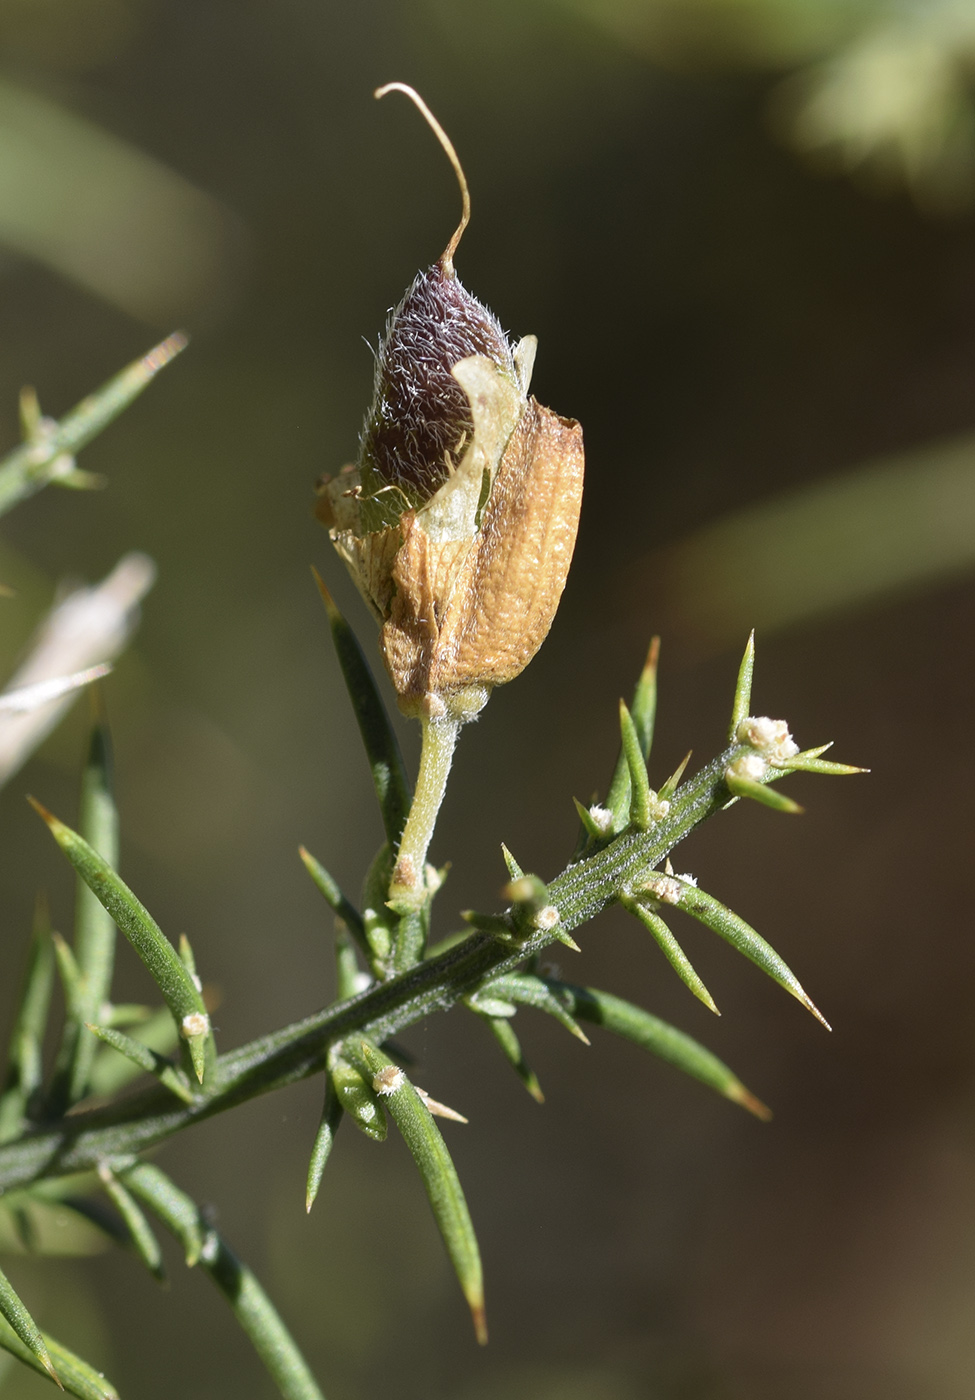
[547, 0, 975, 207]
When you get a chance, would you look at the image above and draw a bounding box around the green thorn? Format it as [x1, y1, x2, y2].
[306, 1076, 343, 1212]
[621, 896, 719, 1014]
[350, 1040, 486, 1345]
[86, 1023, 195, 1104]
[618, 701, 655, 830]
[500, 843, 524, 880]
[546, 979, 772, 1121]
[97, 1163, 166, 1282]
[728, 629, 756, 740]
[28, 797, 212, 1085]
[312, 568, 411, 848]
[0, 1264, 61, 1387]
[725, 770, 803, 814]
[605, 638, 660, 832]
[659, 750, 692, 802]
[483, 1015, 545, 1103]
[642, 874, 830, 1030]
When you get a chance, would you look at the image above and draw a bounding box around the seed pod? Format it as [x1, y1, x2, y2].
[317, 84, 584, 722]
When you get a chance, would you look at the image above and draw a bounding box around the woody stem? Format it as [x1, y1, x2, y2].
[388, 715, 461, 914]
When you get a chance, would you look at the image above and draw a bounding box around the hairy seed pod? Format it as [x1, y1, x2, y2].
[317, 84, 584, 722]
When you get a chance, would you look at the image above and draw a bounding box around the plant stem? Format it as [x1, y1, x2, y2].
[388, 715, 460, 910]
[0, 740, 789, 1192]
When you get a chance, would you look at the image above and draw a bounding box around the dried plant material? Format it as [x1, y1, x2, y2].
[316, 84, 583, 722]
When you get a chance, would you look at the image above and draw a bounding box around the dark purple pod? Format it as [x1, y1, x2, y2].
[357, 262, 516, 529]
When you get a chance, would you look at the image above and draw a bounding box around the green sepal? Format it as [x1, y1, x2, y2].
[329, 1057, 386, 1141]
[349, 1041, 486, 1345]
[306, 1076, 343, 1213]
[724, 771, 803, 814]
[480, 973, 590, 1042]
[28, 800, 213, 1083]
[483, 1015, 545, 1103]
[0, 1313, 119, 1398]
[546, 980, 771, 1120]
[0, 898, 55, 1143]
[312, 570, 411, 847]
[642, 875, 830, 1028]
[604, 638, 659, 831]
[96, 1163, 165, 1282]
[0, 333, 187, 521]
[728, 630, 755, 740]
[298, 846, 369, 960]
[86, 1023, 195, 1104]
[0, 1263, 59, 1385]
[620, 895, 719, 1014]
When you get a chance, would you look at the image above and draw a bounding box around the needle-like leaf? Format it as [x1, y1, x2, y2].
[85, 1023, 195, 1104]
[482, 1015, 545, 1103]
[312, 570, 411, 847]
[86, 1008, 177, 1098]
[298, 846, 370, 960]
[28, 800, 213, 1082]
[306, 1075, 343, 1213]
[350, 1041, 486, 1345]
[118, 1162, 325, 1400]
[605, 638, 659, 830]
[724, 769, 803, 813]
[547, 980, 771, 1120]
[482, 973, 590, 1043]
[0, 1265, 59, 1386]
[96, 1164, 165, 1282]
[728, 630, 756, 740]
[0, 1315, 118, 1398]
[120, 1161, 204, 1267]
[0, 897, 55, 1143]
[0, 334, 187, 519]
[619, 700, 654, 830]
[641, 874, 829, 1028]
[620, 895, 719, 1014]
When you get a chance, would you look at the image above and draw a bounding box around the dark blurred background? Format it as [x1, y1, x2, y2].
[1, 2, 975, 1397]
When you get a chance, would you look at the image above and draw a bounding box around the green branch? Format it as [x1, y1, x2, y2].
[0, 738, 788, 1193]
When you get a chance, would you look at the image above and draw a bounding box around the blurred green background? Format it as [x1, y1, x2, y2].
[2, 2, 975, 1397]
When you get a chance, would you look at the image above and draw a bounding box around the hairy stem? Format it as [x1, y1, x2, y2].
[388, 715, 460, 910]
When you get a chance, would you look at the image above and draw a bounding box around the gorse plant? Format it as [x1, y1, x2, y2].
[0, 87, 862, 1400]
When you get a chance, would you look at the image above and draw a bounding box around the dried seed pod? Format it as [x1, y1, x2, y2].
[317, 84, 583, 722]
